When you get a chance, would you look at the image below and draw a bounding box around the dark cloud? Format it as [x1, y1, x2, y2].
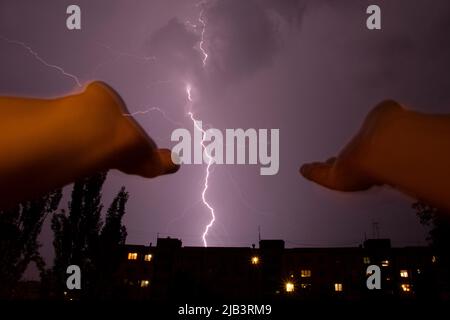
[355, 1, 450, 107]
[205, 0, 280, 84]
[145, 18, 201, 80]
[261, 0, 306, 26]
[144, 0, 305, 90]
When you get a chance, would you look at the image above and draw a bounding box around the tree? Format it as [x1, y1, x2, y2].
[414, 202, 450, 262]
[51, 172, 129, 299]
[51, 172, 106, 298]
[101, 187, 128, 249]
[96, 187, 129, 298]
[413, 202, 450, 297]
[0, 189, 62, 298]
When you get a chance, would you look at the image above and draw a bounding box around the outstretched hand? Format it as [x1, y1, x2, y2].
[299, 101, 404, 191]
[300, 100, 450, 213]
[0, 81, 179, 208]
[90, 82, 180, 178]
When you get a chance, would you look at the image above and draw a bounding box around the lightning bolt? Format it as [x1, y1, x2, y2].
[186, 85, 215, 247]
[97, 42, 156, 63]
[185, 4, 219, 247]
[198, 9, 208, 67]
[0, 35, 82, 87]
[123, 106, 183, 127]
[92, 42, 156, 77]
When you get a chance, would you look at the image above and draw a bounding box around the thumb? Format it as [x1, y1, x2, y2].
[156, 148, 180, 175]
[300, 161, 336, 189]
[300, 158, 375, 191]
[143, 148, 180, 178]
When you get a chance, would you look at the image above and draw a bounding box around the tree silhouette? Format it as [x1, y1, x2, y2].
[51, 172, 129, 299]
[51, 172, 106, 298]
[0, 189, 62, 298]
[101, 187, 128, 249]
[414, 202, 450, 297]
[96, 187, 129, 298]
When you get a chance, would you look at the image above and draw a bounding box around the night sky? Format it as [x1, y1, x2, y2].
[2, 0, 450, 278]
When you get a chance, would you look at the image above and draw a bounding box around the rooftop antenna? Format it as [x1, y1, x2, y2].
[258, 225, 261, 242]
[372, 222, 380, 239]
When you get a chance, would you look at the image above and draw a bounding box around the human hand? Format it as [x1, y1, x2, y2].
[300, 100, 404, 191]
[80, 81, 180, 178]
[0, 81, 179, 208]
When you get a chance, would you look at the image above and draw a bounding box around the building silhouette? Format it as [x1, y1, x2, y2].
[117, 238, 446, 301]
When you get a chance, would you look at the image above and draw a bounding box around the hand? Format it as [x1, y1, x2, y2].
[300, 100, 404, 191]
[0, 81, 180, 208]
[87, 81, 180, 178]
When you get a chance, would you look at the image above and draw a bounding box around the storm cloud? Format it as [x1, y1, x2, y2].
[144, 0, 305, 91]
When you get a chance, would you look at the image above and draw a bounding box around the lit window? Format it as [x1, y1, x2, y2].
[401, 284, 411, 292]
[128, 252, 138, 260]
[144, 254, 152, 262]
[363, 257, 370, 264]
[251, 256, 259, 265]
[301, 283, 311, 289]
[285, 282, 295, 293]
[140, 280, 149, 288]
[334, 283, 343, 292]
[400, 270, 408, 278]
[300, 269, 311, 277]
[381, 260, 389, 267]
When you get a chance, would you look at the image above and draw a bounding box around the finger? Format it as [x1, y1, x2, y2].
[155, 148, 180, 175]
[140, 148, 180, 178]
[300, 161, 376, 191]
[300, 162, 336, 189]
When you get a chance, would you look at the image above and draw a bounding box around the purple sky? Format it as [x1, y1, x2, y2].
[2, 0, 450, 277]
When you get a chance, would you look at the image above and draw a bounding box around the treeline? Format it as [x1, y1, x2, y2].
[0, 171, 128, 300]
